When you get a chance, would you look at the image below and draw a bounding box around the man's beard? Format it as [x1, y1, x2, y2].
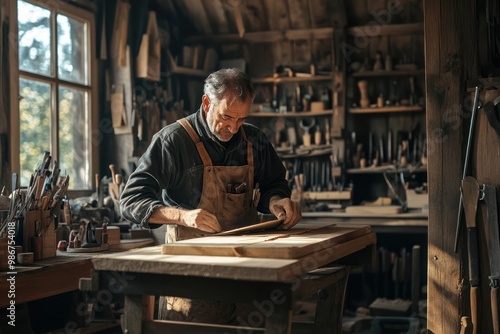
[206, 110, 231, 142]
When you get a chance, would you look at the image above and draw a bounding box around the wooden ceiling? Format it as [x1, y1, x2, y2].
[153, 0, 345, 37]
[152, 0, 423, 38]
[147, 0, 423, 77]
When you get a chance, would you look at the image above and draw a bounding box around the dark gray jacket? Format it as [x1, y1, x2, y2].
[120, 108, 291, 227]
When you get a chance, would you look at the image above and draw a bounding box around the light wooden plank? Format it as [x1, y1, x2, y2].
[92, 247, 299, 281]
[284, 233, 376, 281]
[161, 225, 371, 259]
[91, 225, 376, 282]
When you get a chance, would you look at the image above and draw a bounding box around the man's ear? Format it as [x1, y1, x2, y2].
[201, 95, 210, 113]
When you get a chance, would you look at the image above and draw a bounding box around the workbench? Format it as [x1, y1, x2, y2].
[0, 237, 154, 333]
[0, 252, 93, 309]
[88, 221, 376, 333]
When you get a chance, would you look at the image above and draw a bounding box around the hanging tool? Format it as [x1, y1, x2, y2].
[462, 176, 481, 334]
[454, 86, 482, 253]
[480, 184, 500, 334]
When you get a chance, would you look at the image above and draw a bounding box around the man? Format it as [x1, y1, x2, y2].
[120, 67, 301, 323]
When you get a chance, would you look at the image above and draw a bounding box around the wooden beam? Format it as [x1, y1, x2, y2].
[424, 0, 479, 333]
[232, 0, 245, 37]
[184, 27, 335, 44]
[347, 22, 424, 37]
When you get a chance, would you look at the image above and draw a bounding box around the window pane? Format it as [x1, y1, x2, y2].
[59, 86, 89, 190]
[18, 0, 52, 76]
[19, 78, 51, 186]
[57, 14, 88, 85]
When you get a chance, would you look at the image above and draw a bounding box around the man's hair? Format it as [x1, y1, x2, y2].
[204, 68, 256, 105]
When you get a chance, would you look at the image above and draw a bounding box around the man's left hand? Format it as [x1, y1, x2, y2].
[269, 197, 301, 229]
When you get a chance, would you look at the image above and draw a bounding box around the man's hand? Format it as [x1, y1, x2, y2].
[269, 196, 301, 229]
[180, 208, 221, 233]
[151, 207, 221, 233]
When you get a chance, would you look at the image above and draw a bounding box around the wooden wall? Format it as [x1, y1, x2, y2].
[424, 0, 498, 332]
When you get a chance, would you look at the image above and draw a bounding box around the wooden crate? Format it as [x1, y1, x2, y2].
[24, 210, 56, 260]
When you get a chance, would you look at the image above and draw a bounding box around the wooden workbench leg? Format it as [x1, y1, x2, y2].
[142, 295, 155, 320]
[265, 309, 292, 334]
[314, 267, 350, 334]
[122, 294, 143, 334]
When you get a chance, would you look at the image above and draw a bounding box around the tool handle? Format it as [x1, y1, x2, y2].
[492, 286, 500, 334]
[470, 286, 480, 334]
[460, 316, 471, 334]
[467, 228, 480, 285]
[109, 164, 117, 183]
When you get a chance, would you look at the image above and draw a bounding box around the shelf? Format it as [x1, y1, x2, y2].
[249, 110, 333, 117]
[347, 22, 424, 37]
[253, 75, 332, 84]
[351, 69, 424, 77]
[302, 191, 351, 201]
[302, 212, 428, 220]
[277, 145, 333, 159]
[167, 51, 210, 77]
[349, 105, 424, 114]
[347, 164, 427, 175]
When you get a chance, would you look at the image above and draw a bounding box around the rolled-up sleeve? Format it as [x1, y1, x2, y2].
[120, 133, 174, 226]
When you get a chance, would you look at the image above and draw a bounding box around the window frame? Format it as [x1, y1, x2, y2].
[9, 0, 99, 195]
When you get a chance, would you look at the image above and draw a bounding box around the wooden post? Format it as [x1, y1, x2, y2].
[424, 0, 479, 333]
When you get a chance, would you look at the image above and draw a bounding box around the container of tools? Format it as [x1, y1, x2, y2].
[8, 151, 70, 260]
[24, 209, 56, 260]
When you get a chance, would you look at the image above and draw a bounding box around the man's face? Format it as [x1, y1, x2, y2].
[202, 94, 251, 142]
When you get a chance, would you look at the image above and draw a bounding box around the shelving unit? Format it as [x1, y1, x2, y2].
[249, 110, 333, 117]
[344, 21, 427, 208]
[349, 105, 424, 114]
[246, 47, 348, 210]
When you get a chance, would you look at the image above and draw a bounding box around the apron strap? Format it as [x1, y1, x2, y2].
[177, 118, 213, 166]
[237, 126, 254, 166]
[177, 118, 254, 167]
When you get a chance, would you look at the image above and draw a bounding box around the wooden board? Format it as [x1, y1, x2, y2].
[345, 205, 403, 215]
[109, 238, 155, 251]
[215, 218, 284, 236]
[67, 243, 109, 253]
[92, 230, 375, 282]
[161, 224, 371, 259]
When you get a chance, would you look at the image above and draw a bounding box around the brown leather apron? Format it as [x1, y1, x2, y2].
[159, 117, 259, 324]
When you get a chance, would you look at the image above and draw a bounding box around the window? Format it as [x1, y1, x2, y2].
[14, 0, 97, 190]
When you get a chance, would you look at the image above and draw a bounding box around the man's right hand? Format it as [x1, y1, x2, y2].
[150, 207, 221, 233]
[180, 208, 221, 233]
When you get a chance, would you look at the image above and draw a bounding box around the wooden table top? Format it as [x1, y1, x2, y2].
[0, 252, 93, 308]
[91, 222, 376, 282]
[0, 238, 155, 308]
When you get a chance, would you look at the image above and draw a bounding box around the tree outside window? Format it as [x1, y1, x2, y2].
[17, 0, 94, 190]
